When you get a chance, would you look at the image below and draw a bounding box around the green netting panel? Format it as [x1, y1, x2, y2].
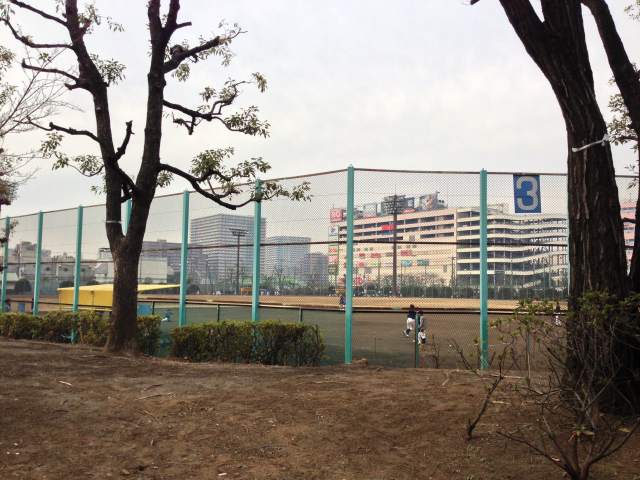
[4, 213, 39, 312]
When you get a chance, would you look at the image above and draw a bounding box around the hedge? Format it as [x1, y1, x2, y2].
[171, 320, 324, 366]
[0, 311, 161, 355]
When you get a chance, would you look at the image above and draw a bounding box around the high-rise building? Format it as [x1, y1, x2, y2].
[264, 236, 311, 279]
[140, 239, 207, 282]
[621, 201, 635, 265]
[190, 214, 266, 290]
[305, 252, 329, 290]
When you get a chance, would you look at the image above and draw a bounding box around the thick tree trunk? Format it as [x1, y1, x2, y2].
[498, 0, 629, 300]
[497, 0, 637, 414]
[106, 250, 140, 352]
[105, 196, 153, 353]
[566, 122, 628, 303]
[581, 0, 640, 293]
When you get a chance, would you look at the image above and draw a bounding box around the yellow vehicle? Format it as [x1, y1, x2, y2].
[57, 284, 179, 309]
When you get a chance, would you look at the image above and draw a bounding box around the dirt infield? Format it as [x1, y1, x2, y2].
[1, 339, 638, 479]
[151, 294, 525, 310]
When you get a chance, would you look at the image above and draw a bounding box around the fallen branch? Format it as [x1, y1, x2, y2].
[135, 392, 174, 401]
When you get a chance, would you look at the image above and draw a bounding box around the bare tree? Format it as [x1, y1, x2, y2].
[0, 42, 68, 212]
[2, 0, 308, 352]
[494, 295, 640, 480]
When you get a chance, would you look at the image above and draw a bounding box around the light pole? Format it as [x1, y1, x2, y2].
[392, 195, 399, 296]
[230, 228, 247, 295]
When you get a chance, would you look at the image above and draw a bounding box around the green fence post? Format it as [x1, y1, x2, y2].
[123, 198, 132, 235]
[1, 216, 10, 312]
[345, 165, 355, 364]
[178, 191, 189, 328]
[251, 179, 262, 322]
[32, 211, 44, 316]
[479, 169, 489, 370]
[72, 206, 83, 312]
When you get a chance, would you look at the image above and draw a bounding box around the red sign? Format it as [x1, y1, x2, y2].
[370, 253, 381, 259]
[400, 249, 414, 256]
[357, 262, 366, 268]
[381, 224, 395, 231]
[358, 253, 366, 258]
[330, 208, 344, 223]
[402, 208, 416, 214]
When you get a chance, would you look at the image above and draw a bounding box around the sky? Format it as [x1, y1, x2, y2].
[2, 0, 639, 221]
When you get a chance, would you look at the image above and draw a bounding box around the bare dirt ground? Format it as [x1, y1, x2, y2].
[1, 339, 638, 480]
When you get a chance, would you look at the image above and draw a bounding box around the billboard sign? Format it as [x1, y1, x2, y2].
[419, 193, 439, 211]
[330, 208, 344, 223]
[362, 203, 378, 218]
[328, 225, 339, 238]
[401, 260, 413, 267]
[328, 264, 338, 275]
[417, 259, 430, 267]
[513, 175, 541, 213]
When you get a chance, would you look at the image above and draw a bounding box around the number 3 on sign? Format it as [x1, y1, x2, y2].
[513, 174, 541, 213]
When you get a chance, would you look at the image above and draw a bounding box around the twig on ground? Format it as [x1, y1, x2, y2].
[135, 392, 174, 401]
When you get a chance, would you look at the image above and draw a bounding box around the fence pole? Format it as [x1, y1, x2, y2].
[1, 216, 10, 312]
[32, 211, 44, 316]
[72, 206, 84, 312]
[479, 169, 489, 369]
[123, 197, 132, 234]
[345, 165, 355, 364]
[178, 191, 189, 328]
[251, 179, 262, 322]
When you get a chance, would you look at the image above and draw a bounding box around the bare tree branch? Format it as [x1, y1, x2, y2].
[28, 119, 101, 144]
[114, 121, 133, 161]
[8, 0, 67, 27]
[2, 17, 72, 50]
[21, 59, 79, 86]
[157, 162, 251, 209]
[162, 30, 244, 74]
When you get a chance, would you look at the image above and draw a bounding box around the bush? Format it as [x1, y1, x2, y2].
[0, 313, 42, 339]
[0, 311, 161, 355]
[171, 320, 324, 366]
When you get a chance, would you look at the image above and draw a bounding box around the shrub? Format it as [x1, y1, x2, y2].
[171, 320, 324, 366]
[136, 315, 162, 356]
[0, 311, 161, 355]
[0, 313, 42, 339]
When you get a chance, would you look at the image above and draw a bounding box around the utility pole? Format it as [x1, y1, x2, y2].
[392, 195, 399, 296]
[230, 228, 247, 295]
[450, 256, 455, 298]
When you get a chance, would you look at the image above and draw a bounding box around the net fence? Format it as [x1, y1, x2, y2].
[0, 168, 636, 368]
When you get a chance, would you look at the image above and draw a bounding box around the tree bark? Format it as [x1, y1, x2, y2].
[107, 248, 140, 352]
[581, 0, 640, 292]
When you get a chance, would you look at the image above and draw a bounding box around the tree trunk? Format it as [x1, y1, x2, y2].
[498, 0, 629, 301]
[581, 0, 640, 293]
[566, 121, 628, 303]
[106, 250, 140, 352]
[105, 197, 152, 353]
[497, 0, 637, 414]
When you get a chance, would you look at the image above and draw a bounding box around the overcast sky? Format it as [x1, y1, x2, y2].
[2, 0, 640, 219]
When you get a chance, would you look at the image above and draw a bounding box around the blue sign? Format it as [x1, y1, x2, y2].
[513, 174, 541, 213]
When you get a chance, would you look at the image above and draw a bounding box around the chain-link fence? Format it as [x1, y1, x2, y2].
[0, 168, 636, 368]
